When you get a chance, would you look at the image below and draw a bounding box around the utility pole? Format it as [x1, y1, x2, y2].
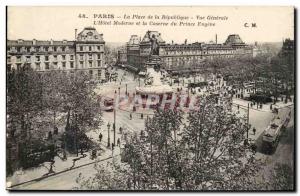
[114, 90, 117, 145]
[74, 29, 77, 69]
[107, 123, 110, 148]
[247, 103, 250, 139]
[138, 77, 141, 87]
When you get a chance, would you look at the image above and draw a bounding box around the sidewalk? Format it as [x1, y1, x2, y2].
[7, 115, 126, 187]
[233, 98, 294, 113]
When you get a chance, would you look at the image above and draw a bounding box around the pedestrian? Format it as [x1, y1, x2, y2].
[112, 143, 115, 151]
[140, 130, 144, 138]
[91, 149, 97, 160]
[129, 113, 132, 120]
[63, 150, 67, 160]
[99, 133, 103, 142]
[48, 131, 52, 140]
[270, 104, 273, 110]
[141, 113, 143, 119]
[253, 127, 256, 135]
[117, 138, 121, 147]
[119, 127, 123, 134]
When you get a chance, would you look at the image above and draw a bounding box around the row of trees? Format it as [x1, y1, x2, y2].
[7, 65, 102, 175]
[206, 50, 294, 99]
[76, 97, 278, 190]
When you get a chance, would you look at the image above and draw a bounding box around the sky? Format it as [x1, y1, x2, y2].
[7, 6, 294, 44]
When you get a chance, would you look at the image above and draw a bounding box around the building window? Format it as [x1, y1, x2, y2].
[89, 61, 92, 67]
[53, 47, 57, 52]
[98, 70, 101, 77]
[97, 60, 101, 67]
[97, 46, 100, 50]
[89, 70, 93, 76]
[89, 46, 92, 51]
[16, 56, 21, 62]
[62, 62, 66, 68]
[53, 55, 57, 61]
[89, 54, 92, 60]
[70, 55, 74, 60]
[45, 63, 49, 70]
[97, 54, 101, 59]
[45, 56, 49, 61]
[80, 46, 83, 51]
[36, 63, 40, 70]
[80, 55, 83, 60]
[70, 62, 74, 68]
[62, 55, 66, 60]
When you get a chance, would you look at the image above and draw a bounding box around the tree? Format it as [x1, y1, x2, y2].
[75, 161, 130, 190]
[57, 71, 102, 155]
[7, 68, 102, 175]
[270, 163, 294, 190]
[77, 97, 265, 190]
[7, 65, 45, 175]
[180, 96, 263, 190]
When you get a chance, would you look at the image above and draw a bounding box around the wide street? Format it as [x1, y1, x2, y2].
[8, 67, 295, 190]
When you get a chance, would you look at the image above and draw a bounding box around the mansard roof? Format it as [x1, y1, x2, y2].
[127, 35, 140, 45]
[224, 34, 245, 45]
[76, 27, 105, 42]
[7, 39, 74, 46]
[141, 31, 165, 43]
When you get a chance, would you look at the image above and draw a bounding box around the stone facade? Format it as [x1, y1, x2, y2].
[7, 27, 106, 80]
[117, 47, 127, 65]
[126, 31, 253, 72]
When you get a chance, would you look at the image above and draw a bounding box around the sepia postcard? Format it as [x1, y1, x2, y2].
[6, 6, 295, 191]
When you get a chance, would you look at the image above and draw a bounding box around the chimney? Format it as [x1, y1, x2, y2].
[172, 40, 174, 45]
[75, 29, 78, 40]
[184, 39, 187, 44]
[215, 34, 218, 44]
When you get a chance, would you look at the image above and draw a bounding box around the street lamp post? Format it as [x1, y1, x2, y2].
[118, 87, 121, 97]
[107, 122, 111, 148]
[125, 84, 128, 95]
[114, 90, 117, 146]
[138, 77, 141, 87]
[247, 103, 250, 139]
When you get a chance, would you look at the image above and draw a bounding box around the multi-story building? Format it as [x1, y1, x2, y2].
[126, 31, 253, 73]
[278, 38, 295, 73]
[7, 27, 105, 80]
[117, 47, 127, 65]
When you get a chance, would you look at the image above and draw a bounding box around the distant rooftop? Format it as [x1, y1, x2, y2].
[224, 34, 245, 45]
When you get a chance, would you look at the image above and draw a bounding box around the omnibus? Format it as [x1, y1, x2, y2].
[262, 114, 290, 151]
[98, 96, 114, 111]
